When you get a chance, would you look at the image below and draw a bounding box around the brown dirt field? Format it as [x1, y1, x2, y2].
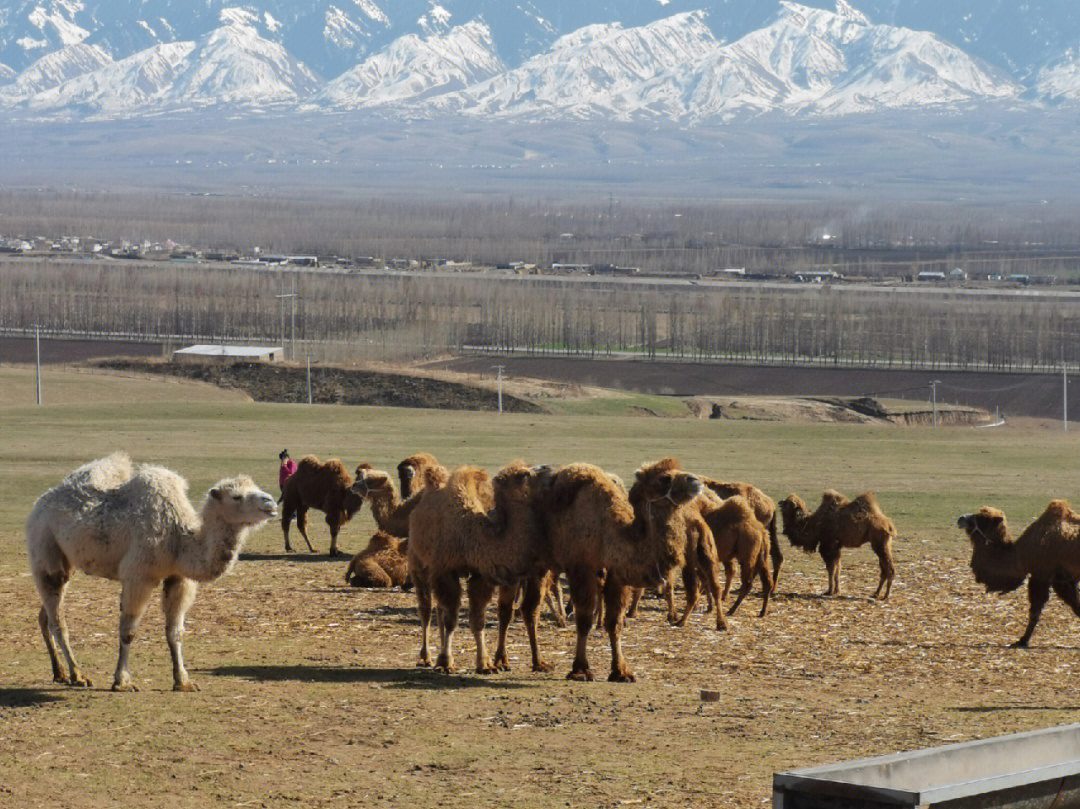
[5, 539, 1080, 809]
[432, 356, 1074, 421]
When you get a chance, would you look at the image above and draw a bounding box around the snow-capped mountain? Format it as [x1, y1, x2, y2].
[1035, 49, 1080, 103]
[0, 1, 1072, 120]
[438, 12, 718, 117]
[311, 19, 503, 108]
[163, 10, 319, 107]
[0, 41, 111, 102]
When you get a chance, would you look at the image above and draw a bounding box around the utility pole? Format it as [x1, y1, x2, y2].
[35, 324, 42, 405]
[306, 355, 312, 405]
[931, 380, 941, 428]
[493, 365, 504, 414]
[1064, 362, 1069, 432]
[275, 275, 298, 361]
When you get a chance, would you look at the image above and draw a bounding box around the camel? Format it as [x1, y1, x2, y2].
[26, 453, 276, 691]
[701, 477, 782, 591]
[779, 490, 897, 599]
[407, 461, 550, 675]
[343, 453, 450, 589]
[536, 459, 706, 682]
[958, 501, 1080, 647]
[658, 487, 773, 628]
[344, 531, 411, 589]
[279, 455, 365, 556]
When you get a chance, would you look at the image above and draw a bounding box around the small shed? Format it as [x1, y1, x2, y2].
[172, 345, 283, 364]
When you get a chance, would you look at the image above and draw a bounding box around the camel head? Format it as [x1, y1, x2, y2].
[205, 475, 278, 526]
[398, 452, 445, 498]
[957, 507, 1025, 593]
[351, 465, 395, 500]
[779, 494, 817, 553]
[630, 458, 702, 509]
[492, 461, 550, 511]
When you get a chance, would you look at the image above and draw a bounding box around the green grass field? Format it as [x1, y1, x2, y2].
[2, 364, 1080, 808]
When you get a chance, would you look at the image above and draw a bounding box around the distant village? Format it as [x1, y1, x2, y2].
[0, 232, 1054, 287]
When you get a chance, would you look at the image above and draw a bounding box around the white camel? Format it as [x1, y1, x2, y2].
[26, 453, 277, 692]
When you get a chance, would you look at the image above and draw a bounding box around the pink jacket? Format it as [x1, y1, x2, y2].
[279, 458, 297, 488]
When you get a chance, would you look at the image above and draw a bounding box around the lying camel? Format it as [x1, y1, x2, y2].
[958, 501, 1080, 647]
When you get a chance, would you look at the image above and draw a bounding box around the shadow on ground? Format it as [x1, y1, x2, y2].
[0, 688, 67, 707]
[205, 664, 534, 690]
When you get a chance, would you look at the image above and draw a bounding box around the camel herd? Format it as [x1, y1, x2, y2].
[281, 451, 897, 681]
[25, 449, 1080, 691]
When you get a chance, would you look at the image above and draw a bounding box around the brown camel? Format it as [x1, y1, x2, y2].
[407, 462, 550, 675]
[279, 456, 365, 556]
[343, 453, 450, 588]
[536, 459, 705, 682]
[682, 489, 773, 626]
[701, 477, 782, 591]
[958, 501, 1080, 647]
[779, 491, 896, 599]
[344, 531, 411, 589]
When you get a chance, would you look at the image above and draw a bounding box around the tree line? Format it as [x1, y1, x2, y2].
[3, 258, 1079, 372]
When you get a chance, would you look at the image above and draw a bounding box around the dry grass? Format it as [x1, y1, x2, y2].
[3, 368, 1080, 807]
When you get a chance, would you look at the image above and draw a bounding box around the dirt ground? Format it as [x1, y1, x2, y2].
[5, 537, 1080, 809]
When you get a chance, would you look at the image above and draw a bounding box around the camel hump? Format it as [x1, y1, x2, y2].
[1044, 499, 1077, 521]
[820, 490, 849, 508]
[448, 465, 491, 502]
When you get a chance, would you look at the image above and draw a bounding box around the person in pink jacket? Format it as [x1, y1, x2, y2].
[278, 449, 297, 494]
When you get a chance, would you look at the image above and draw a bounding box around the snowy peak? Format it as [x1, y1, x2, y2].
[27, 42, 194, 115]
[165, 17, 319, 107]
[0, 41, 111, 101]
[1035, 49, 1080, 102]
[441, 11, 718, 117]
[312, 19, 503, 108]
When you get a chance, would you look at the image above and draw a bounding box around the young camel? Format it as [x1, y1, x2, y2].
[693, 490, 773, 622]
[779, 490, 897, 599]
[958, 501, 1080, 648]
[279, 455, 365, 556]
[26, 454, 276, 691]
[407, 462, 550, 675]
[537, 459, 706, 682]
[701, 477, 782, 593]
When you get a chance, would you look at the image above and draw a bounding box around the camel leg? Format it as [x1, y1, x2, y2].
[112, 578, 158, 692]
[821, 547, 841, 596]
[467, 576, 497, 674]
[38, 606, 65, 683]
[280, 504, 295, 553]
[757, 556, 774, 618]
[1052, 577, 1080, 621]
[664, 570, 679, 624]
[327, 513, 346, 557]
[721, 560, 735, 602]
[727, 560, 755, 617]
[769, 515, 783, 591]
[872, 535, 896, 600]
[295, 506, 316, 553]
[603, 579, 635, 683]
[35, 569, 91, 687]
[162, 576, 199, 692]
[1014, 577, 1050, 648]
[566, 567, 599, 681]
[432, 575, 461, 673]
[414, 575, 434, 667]
[695, 551, 725, 631]
[546, 574, 568, 628]
[675, 564, 700, 628]
[626, 587, 643, 620]
[520, 576, 552, 672]
[493, 584, 518, 672]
